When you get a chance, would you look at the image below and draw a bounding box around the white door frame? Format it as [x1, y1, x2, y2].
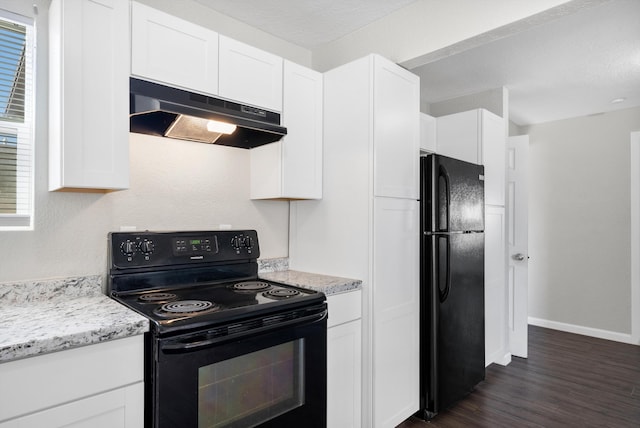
[630, 132, 640, 345]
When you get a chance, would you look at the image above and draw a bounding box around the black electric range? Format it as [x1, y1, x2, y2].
[107, 230, 328, 428]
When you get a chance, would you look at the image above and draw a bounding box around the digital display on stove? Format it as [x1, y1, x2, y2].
[173, 236, 219, 256]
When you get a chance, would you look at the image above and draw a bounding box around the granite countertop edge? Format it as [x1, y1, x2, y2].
[259, 268, 362, 296]
[0, 275, 149, 364]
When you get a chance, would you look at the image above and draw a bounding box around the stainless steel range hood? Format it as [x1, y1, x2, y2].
[129, 78, 287, 149]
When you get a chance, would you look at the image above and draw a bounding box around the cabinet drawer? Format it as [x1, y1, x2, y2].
[327, 290, 362, 328]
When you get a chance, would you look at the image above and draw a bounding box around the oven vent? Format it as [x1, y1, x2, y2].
[263, 312, 297, 326]
[227, 319, 262, 335]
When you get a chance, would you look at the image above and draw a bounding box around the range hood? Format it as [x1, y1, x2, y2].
[129, 78, 287, 149]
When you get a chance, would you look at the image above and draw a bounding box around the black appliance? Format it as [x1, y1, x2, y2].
[108, 230, 327, 428]
[129, 78, 287, 149]
[418, 154, 485, 420]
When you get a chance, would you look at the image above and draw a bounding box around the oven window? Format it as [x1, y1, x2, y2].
[198, 339, 305, 428]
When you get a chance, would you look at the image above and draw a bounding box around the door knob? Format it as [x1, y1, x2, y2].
[512, 253, 526, 261]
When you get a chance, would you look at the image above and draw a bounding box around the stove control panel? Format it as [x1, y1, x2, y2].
[109, 230, 260, 269]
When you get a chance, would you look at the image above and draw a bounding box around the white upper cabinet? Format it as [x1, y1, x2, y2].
[373, 56, 420, 200]
[49, 0, 129, 191]
[420, 113, 437, 153]
[250, 61, 322, 199]
[436, 108, 505, 206]
[218, 35, 283, 111]
[130, 2, 219, 96]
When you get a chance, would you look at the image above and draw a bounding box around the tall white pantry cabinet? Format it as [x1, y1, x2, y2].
[436, 108, 508, 366]
[290, 54, 420, 428]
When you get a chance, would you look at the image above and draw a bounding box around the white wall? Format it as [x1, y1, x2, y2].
[523, 106, 640, 335]
[0, 0, 292, 284]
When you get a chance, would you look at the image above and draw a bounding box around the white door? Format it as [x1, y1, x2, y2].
[507, 135, 529, 358]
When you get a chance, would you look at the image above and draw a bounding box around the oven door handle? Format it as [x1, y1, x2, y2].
[161, 309, 328, 353]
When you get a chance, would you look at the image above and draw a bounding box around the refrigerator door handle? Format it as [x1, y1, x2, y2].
[438, 235, 451, 303]
[438, 164, 451, 232]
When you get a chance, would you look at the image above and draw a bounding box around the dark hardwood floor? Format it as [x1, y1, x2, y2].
[397, 325, 640, 427]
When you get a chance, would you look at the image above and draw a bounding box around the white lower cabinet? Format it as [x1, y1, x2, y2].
[0, 336, 144, 428]
[8, 383, 143, 428]
[327, 291, 362, 428]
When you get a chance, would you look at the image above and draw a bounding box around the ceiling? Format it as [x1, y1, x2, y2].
[194, 0, 420, 49]
[195, 0, 640, 126]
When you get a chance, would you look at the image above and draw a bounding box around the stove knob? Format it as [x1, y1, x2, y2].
[139, 239, 155, 254]
[243, 236, 253, 249]
[120, 240, 136, 256]
[231, 236, 242, 251]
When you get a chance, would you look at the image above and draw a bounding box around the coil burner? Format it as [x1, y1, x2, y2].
[154, 300, 220, 317]
[231, 281, 273, 293]
[262, 288, 301, 300]
[138, 293, 178, 304]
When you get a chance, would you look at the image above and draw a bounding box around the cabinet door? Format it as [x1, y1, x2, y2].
[16, 383, 143, 428]
[219, 35, 283, 111]
[130, 2, 218, 95]
[373, 56, 420, 199]
[281, 61, 323, 198]
[250, 61, 322, 199]
[435, 109, 481, 164]
[327, 319, 362, 428]
[49, 0, 129, 190]
[372, 197, 420, 427]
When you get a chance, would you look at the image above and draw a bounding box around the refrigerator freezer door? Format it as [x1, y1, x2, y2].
[422, 155, 485, 233]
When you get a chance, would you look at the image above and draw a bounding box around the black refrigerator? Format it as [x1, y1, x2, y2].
[418, 154, 485, 420]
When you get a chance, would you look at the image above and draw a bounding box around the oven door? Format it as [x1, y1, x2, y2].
[151, 304, 327, 428]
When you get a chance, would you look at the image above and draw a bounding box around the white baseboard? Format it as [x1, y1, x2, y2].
[528, 317, 635, 345]
[496, 352, 512, 366]
[485, 349, 512, 367]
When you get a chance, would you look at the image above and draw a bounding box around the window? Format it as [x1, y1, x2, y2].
[0, 10, 34, 230]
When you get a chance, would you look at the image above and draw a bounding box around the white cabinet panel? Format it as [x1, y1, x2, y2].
[485, 205, 507, 366]
[0, 336, 143, 423]
[15, 383, 143, 428]
[435, 109, 505, 206]
[420, 113, 437, 153]
[327, 319, 362, 428]
[373, 56, 420, 200]
[480, 111, 506, 206]
[219, 35, 283, 111]
[372, 197, 420, 427]
[436, 110, 480, 164]
[49, 0, 129, 191]
[130, 2, 219, 95]
[250, 61, 322, 199]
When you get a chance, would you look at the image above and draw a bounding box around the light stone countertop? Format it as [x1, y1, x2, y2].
[259, 269, 362, 296]
[0, 275, 149, 363]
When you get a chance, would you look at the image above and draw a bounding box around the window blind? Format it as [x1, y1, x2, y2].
[0, 10, 33, 229]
